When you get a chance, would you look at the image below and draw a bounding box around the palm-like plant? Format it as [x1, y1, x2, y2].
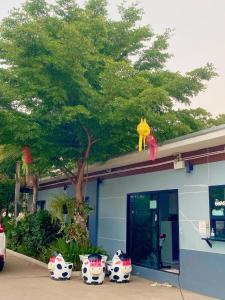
[0, 144, 39, 216]
[49, 193, 75, 224]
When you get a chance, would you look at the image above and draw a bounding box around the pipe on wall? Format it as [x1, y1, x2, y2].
[95, 177, 103, 246]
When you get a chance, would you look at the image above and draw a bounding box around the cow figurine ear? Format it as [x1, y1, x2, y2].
[79, 255, 86, 262]
[114, 258, 121, 265]
[112, 249, 123, 261]
[101, 255, 108, 263]
[116, 250, 123, 256]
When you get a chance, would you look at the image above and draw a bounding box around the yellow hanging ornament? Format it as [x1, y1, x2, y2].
[137, 118, 151, 151]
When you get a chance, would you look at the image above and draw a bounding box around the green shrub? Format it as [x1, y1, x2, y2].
[7, 210, 61, 258]
[2, 216, 14, 232]
[6, 210, 108, 271]
[39, 238, 108, 270]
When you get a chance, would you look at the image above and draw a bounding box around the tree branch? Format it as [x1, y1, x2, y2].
[60, 167, 76, 185]
[63, 165, 75, 178]
[91, 138, 100, 145]
[82, 126, 93, 159]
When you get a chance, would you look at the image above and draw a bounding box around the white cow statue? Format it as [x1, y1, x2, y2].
[48, 252, 73, 280]
[107, 250, 132, 283]
[79, 254, 107, 285]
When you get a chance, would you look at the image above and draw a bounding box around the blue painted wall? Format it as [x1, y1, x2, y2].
[97, 161, 225, 255]
[97, 160, 225, 298]
[39, 160, 225, 298]
[180, 249, 225, 299]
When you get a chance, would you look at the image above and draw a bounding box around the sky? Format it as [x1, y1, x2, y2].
[0, 0, 225, 116]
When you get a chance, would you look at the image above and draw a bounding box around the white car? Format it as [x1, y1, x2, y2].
[0, 223, 6, 271]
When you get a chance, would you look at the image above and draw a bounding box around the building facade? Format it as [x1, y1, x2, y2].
[38, 125, 225, 299]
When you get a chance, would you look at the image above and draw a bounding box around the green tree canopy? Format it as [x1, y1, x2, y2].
[0, 0, 218, 204]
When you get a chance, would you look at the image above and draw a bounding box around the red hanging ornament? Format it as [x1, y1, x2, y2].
[146, 134, 158, 161]
[21, 146, 32, 165]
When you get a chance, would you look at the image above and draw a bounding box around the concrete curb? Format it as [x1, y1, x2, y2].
[7, 249, 48, 269]
[6, 248, 81, 276]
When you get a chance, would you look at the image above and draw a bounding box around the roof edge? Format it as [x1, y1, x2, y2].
[40, 124, 225, 184]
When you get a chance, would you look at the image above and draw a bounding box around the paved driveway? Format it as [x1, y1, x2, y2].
[0, 252, 216, 300]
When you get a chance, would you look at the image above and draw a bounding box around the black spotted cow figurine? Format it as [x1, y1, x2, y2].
[48, 252, 73, 280]
[79, 254, 107, 285]
[107, 250, 132, 283]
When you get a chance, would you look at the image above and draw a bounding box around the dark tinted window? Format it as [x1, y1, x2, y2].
[36, 200, 46, 211]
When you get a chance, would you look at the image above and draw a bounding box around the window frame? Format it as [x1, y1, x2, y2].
[36, 200, 46, 211]
[209, 185, 225, 239]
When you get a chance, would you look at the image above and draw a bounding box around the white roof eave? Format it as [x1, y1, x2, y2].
[87, 127, 225, 173]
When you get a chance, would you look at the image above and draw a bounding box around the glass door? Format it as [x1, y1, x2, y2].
[127, 192, 159, 269]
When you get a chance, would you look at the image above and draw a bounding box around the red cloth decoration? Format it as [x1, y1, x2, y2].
[21, 146, 32, 164]
[146, 134, 158, 161]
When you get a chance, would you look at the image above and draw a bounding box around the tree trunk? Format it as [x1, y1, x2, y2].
[75, 161, 88, 232]
[61, 127, 96, 245]
[74, 127, 93, 203]
[14, 161, 21, 218]
[26, 169, 33, 187]
[74, 160, 89, 245]
[75, 180, 83, 204]
[31, 175, 39, 214]
[75, 161, 86, 204]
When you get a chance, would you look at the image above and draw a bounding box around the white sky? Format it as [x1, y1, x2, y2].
[0, 0, 225, 116]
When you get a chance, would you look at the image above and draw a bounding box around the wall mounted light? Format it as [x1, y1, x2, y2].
[173, 160, 185, 169]
[173, 153, 185, 169]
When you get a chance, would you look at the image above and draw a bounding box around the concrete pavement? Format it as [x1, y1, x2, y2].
[0, 252, 216, 300]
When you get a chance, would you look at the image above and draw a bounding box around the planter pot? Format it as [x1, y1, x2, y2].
[79, 254, 107, 285]
[48, 253, 73, 280]
[107, 250, 132, 283]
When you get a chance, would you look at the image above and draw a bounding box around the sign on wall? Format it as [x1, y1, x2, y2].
[198, 220, 210, 237]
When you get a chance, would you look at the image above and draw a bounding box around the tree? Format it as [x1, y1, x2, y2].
[0, 174, 14, 220]
[0, 0, 217, 235]
[0, 145, 21, 217]
[211, 114, 225, 126]
[0, 144, 43, 216]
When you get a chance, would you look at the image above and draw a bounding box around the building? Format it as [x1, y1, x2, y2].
[38, 124, 225, 299]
